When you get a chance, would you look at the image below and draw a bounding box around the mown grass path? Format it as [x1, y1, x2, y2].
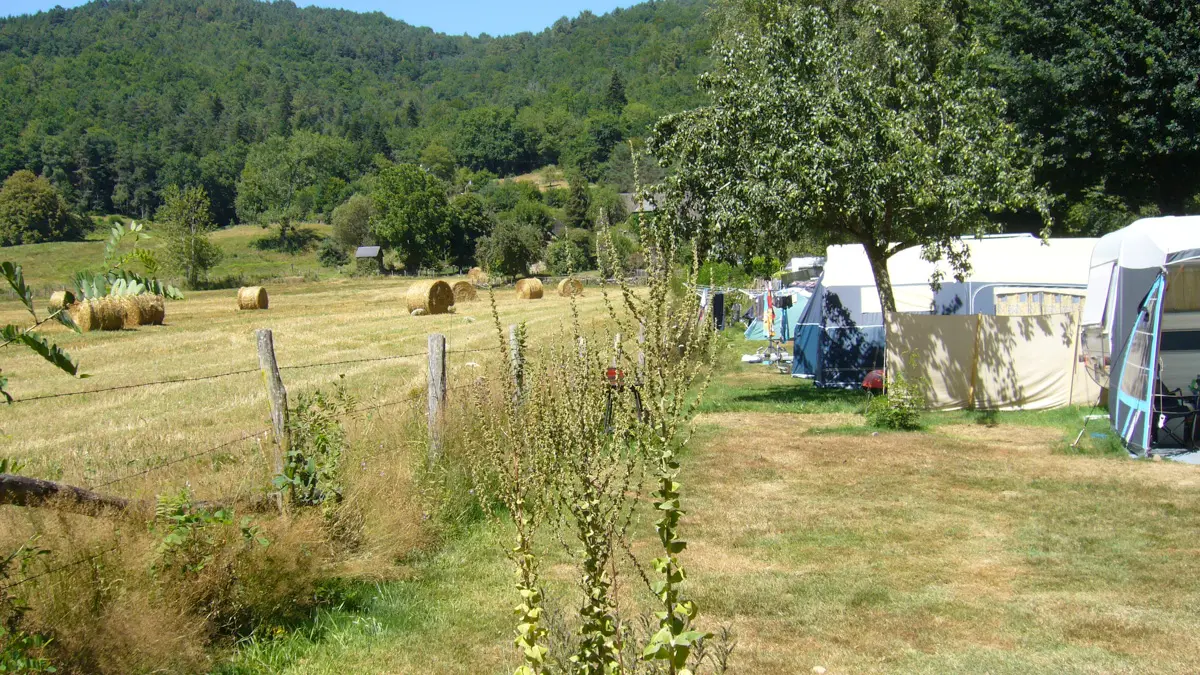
[227, 345, 1200, 674]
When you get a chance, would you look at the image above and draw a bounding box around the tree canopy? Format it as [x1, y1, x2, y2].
[651, 0, 1049, 310]
[0, 170, 85, 246]
[970, 0, 1200, 217]
[0, 0, 710, 226]
[369, 164, 452, 272]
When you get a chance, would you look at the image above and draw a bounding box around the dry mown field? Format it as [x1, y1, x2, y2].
[1, 277, 611, 500]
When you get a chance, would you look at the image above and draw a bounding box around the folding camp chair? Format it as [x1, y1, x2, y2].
[1152, 378, 1198, 449]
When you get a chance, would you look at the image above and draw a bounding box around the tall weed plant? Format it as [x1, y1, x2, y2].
[468, 149, 728, 674]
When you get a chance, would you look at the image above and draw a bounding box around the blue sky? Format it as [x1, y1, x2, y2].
[1, 0, 640, 36]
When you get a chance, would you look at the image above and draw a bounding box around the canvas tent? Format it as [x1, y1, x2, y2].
[794, 235, 1097, 387]
[1080, 216, 1200, 454]
[744, 288, 810, 341]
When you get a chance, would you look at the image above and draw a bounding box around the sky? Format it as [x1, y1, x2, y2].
[1, 0, 640, 36]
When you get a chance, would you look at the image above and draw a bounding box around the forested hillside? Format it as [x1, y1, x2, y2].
[0, 0, 709, 223]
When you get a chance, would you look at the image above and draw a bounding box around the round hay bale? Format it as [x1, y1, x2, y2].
[118, 294, 166, 326]
[557, 278, 584, 297]
[515, 278, 544, 300]
[118, 295, 147, 326]
[69, 299, 99, 332]
[452, 281, 478, 303]
[467, 267, 489, 285]
[96, 296, 125, 330]
[238, 286, 269, 310]
[49, 290, 75, 312]
[405, 280, 454, 315]
[70, 297, 124, 331]
[139, 294, 166, 325]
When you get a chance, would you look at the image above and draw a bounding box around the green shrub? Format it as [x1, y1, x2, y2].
[866, 372, 924, 430]
[317, 238, 349, 268]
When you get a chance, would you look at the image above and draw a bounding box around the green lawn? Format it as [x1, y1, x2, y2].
[213, 333, 1200, 674]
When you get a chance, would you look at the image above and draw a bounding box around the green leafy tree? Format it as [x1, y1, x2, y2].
[565, 173, 591, 228]
[0, 170, 86, 246]
[475, 219, 542, 278]
[155, 185, 223, 288]
[504, 199, 555, 235]
[545, 237, 589, 275]
[420, 142, 456, 181]
[454, 106, 528, 175]
[370, 164, 451, 272]
[331, 193, 375, 250]
[651, 0, 1049, 311]
[449, 192, 497, 267]
[235, 132, 355, 245]
[971, 0, 1200, 215]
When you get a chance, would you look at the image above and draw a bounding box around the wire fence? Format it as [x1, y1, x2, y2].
[5, 345, 496, 404]
[1, 332, 493, 592]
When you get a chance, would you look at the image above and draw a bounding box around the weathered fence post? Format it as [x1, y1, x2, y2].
[256, 329, 288, 486]
[427, 333, 447, 465]
[508, 324, 524, 403]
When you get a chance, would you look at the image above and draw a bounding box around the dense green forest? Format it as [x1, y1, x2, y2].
[0, 0, 709, 226]
[1, 0, 1197, 262]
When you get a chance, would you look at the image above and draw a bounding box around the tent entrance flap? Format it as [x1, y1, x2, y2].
[1114, 274, 1166, 454]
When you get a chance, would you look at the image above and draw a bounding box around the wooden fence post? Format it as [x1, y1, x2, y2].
[428, 333, 447, 465]
[256, 329, 288, 483]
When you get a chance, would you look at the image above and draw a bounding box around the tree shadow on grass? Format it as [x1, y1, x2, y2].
[252, 227, 322, 254]
[705, 381, 870, 414]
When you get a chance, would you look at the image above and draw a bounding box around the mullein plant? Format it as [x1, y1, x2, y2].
[471, 147, 720, 674]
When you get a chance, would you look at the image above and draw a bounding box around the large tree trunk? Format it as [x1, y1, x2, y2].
[863, 239, 897, 314]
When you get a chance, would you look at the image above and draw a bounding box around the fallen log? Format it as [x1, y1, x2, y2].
[0, 474, 276, 519]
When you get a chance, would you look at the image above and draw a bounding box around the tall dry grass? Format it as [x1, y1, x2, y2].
[1, 279, 614, 672]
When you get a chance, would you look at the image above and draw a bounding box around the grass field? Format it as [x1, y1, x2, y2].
[6, 279, 1200, 672]
[221, 333, 1200, 674]
[1, 277, 613, 497]
[1, 221, 335, 294]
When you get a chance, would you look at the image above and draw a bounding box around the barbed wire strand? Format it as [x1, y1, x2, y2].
[8, 367, 261, 404]
[0, 545, 121, 593]
[88, 428, 271, 491]
[10, 348, 487, 403]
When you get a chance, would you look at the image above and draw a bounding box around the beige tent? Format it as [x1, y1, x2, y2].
[886, 312, 1101, 411]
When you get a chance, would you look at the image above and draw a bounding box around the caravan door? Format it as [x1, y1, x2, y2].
[1113, 275, 1166, 454]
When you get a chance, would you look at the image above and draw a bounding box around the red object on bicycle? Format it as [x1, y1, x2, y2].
[863, 369, 885, 392]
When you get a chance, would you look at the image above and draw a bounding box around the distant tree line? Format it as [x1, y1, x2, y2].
[0, 0, 705, 227]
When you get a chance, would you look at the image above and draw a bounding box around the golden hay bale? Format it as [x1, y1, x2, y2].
[557, 278, 584, 297]
[48, 290, 75, 311]
[68, 299, 98, 332]
[118, 295, 146, 326]
[467, 267, 489, 285]
[97, 296, 125, 330]
[515, 278, 544, 300]
[238, 286, 269, 310]
[119, 294, 166, 326]
[69, 297, 124, 332]
[452, 281, 478, 303]
[405, 279, 455, 315]
[139, 294, 166, 325]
